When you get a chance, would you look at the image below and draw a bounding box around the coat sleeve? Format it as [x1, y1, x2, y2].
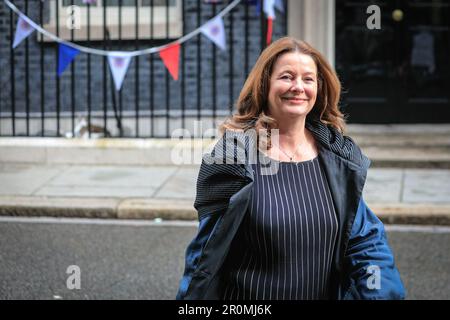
[175, 210, 223, 300]
[343, 197, 406, 299]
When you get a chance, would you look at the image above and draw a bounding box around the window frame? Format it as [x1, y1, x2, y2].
[39, 0, 183, 42]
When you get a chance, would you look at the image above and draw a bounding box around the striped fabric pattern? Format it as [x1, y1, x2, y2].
[193, 117, 370, 221]
[305, 118, 371, 170]
[222, 154, 339, 300]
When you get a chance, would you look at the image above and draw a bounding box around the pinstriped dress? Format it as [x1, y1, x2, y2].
[221, 152, 339, 300]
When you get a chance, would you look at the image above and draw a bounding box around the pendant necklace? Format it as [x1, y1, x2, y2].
[277, 141, 303, 162]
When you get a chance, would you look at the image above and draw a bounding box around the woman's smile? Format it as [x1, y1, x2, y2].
[282, 97, 309, 104]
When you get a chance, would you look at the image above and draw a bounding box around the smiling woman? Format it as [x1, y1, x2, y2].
[219, 37, 345, 163]
[268, 52, 318, 119]
[266, 52, 318, 161]
[176, 37, 405, 300]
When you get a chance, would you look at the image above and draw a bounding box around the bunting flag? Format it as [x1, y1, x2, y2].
[266, 17, 273, 45]
[12, 16, 35, 49]
[253, 0, 282, 17]
[200, 15, 226, 51]
[249, 0, 261, 16]
[263, 0, 276, 45]
[159, 43, 180, 81]
[6, 0, 278, 87]
[107, 52, 132, 91]
[58, 43, 80, 76]
[263, 0, 276, 19]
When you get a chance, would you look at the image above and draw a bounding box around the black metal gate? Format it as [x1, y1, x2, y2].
[0, 0, 288, 137]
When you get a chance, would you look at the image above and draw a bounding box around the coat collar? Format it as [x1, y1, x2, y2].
[305, 117, 371, 171]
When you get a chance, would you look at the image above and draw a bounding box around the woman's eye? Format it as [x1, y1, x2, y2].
[281, 75, 291, 80]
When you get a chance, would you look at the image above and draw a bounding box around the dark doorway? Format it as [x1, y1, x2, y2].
[336, 0, 450, 123]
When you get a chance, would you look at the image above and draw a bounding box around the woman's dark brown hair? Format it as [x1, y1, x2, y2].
[219, 36, 346, 149]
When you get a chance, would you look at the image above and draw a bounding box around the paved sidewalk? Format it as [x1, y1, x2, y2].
[1, 124, 450, 224]
[0, 162, 450, 225]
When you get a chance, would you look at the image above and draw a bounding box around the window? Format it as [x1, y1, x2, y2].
[40, 0, 182, 42]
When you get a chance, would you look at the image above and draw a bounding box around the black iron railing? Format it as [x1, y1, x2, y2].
[0, 0, 287, 138]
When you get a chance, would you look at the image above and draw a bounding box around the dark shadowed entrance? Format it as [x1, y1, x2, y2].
[336, 0, 450, 123]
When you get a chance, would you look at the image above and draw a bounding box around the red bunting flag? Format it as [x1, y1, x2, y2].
[266, 17, 273, 46]
[159, 43, 180, 81]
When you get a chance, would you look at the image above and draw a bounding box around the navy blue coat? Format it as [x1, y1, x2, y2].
[176, 118, 405, 300]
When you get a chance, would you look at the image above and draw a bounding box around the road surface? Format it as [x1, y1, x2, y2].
[0, 217, 448, 300]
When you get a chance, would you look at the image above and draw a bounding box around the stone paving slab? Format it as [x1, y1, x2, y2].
[363, 168, 403, 203]
[403, 169, 450, 203]
[153, 167, 199, 200]
[0, 164, 67, 196]
[0, 165, 178, 198]
[47, 165, 177, 188]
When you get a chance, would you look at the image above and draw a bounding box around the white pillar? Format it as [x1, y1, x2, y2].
[288, 0, 335, 67]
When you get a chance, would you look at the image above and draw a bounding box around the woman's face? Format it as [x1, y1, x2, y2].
[267, 52, 318, 122]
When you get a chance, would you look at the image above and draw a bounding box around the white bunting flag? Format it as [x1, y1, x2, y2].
[13, 16, 35, 49]
[107, 52, 132, 91]
[263, 0, 276, 19]
[200, 15, 226, 51]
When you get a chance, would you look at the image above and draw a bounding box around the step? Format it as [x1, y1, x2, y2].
[1, 124, 450, 168]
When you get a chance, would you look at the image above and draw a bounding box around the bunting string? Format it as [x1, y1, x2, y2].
[4, 0, 243, 57]
[5, 0, 281, 90]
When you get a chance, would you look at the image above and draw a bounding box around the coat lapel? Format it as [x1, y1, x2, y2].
[316, 145, 368, 295]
